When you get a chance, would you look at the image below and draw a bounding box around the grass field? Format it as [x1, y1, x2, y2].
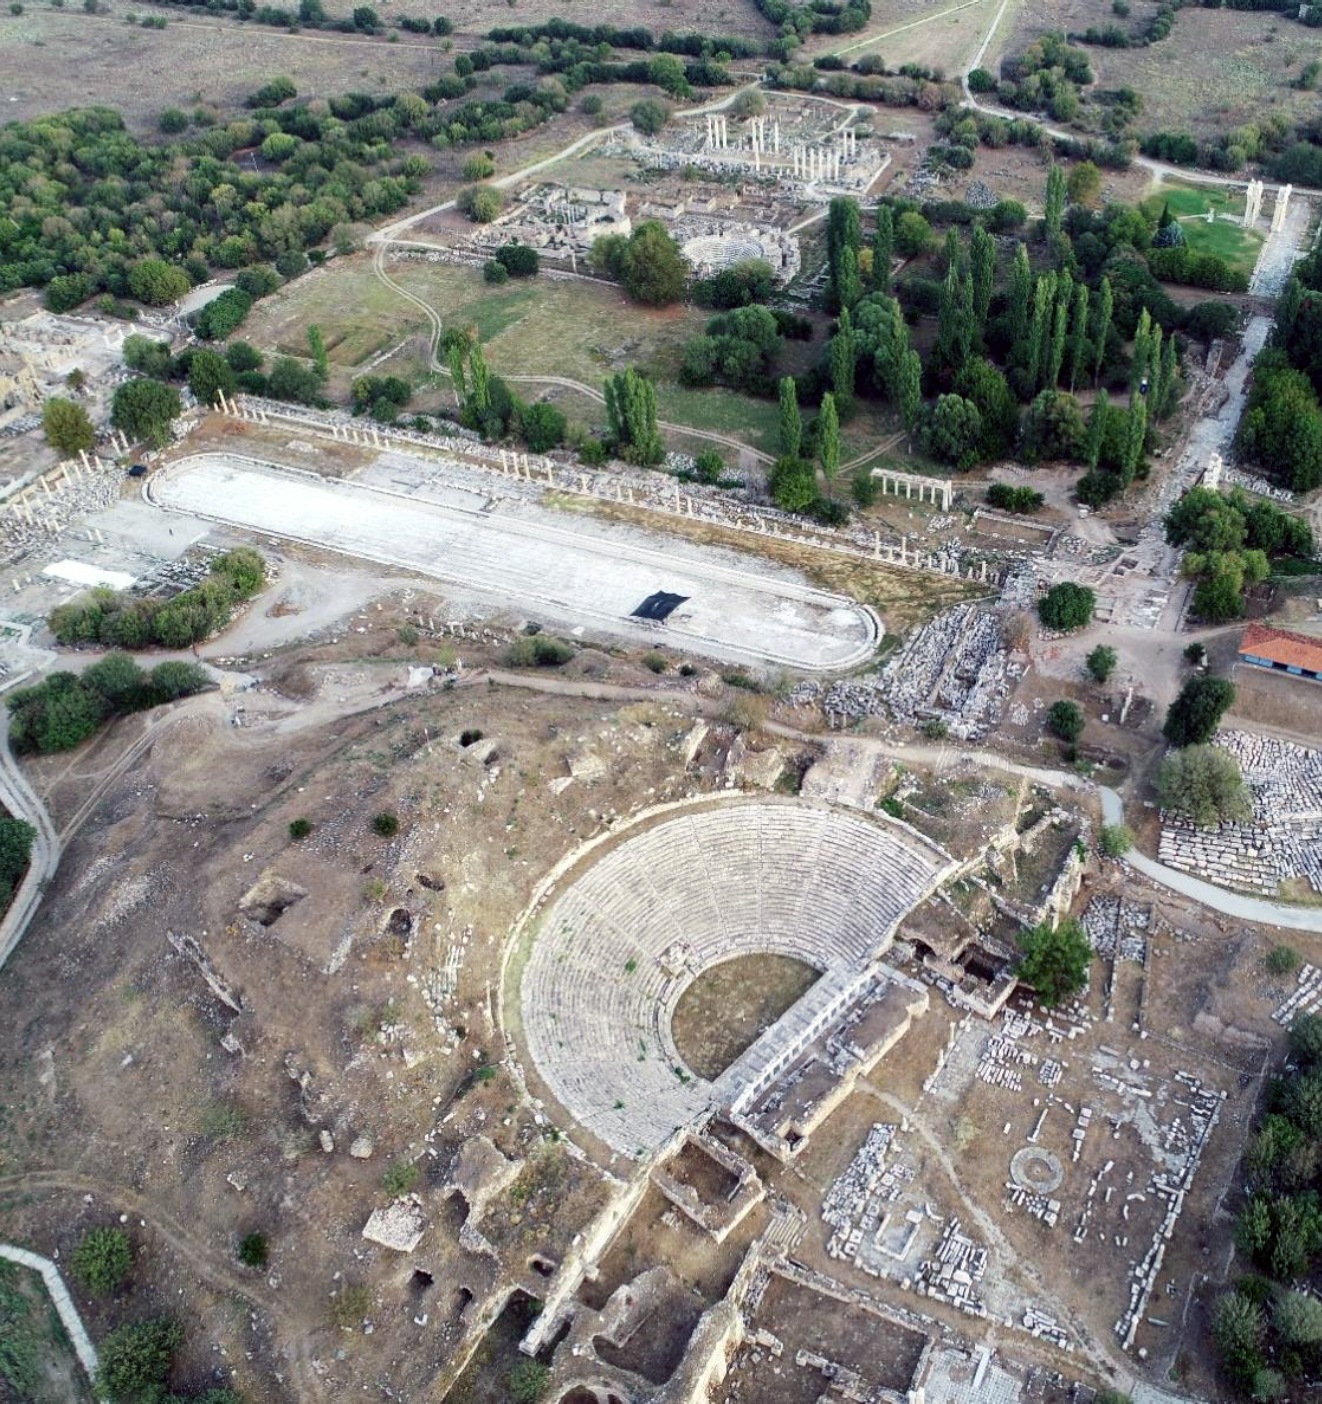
[1004, 0, 1318, 141]
[1141, 181, 1264, 276]
[840, 0, 1001, 74]
[243, 255, 816, 454]
[1, 6, 451, 132]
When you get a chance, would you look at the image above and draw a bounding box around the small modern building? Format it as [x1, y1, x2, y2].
[1238, 623, 1322, 683]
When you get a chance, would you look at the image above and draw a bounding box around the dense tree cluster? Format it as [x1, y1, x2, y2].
[48, 549, 267, 652]
[1015, 916, 1092, 1006]
[590, 221, 688, 306]
[7, 655, 211, 755]
[603, 367, 664, 466]
[0, 104, 420, 304]
[1212, 1015, 1322, 1392]
[680, 305, 786, 393]
[1156, 743, 1251, 825]
[0, 816, 34, 915]
[1165, 486, 1313, 619]
[1241, 272, 1322, 491]
[1038, 581, 1096, 631]
[1163, 674, 1235, 747]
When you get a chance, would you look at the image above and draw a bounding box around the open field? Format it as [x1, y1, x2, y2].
[1141, 180, 1265, 275]
[312, 0, 773, 37]
[1002, 0, 1320, 140]
[0, 7, 451, 131]
[851, 0, 1001, 74]
[244, 254, 824, 455]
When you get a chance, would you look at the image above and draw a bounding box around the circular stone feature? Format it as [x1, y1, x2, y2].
[672, 953, 821, 1081]
[515, 796, 948, 1154]
[1010, 1146, 1064, 1195]
[681, 233, 765, 269]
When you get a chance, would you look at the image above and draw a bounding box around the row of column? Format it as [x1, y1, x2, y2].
[1243, 179, 1292, 233]
[211, 396, 986, 585]
[870, 469, 954, 510]
[704, 115, 729, 150]
[793, 146, 843, 183]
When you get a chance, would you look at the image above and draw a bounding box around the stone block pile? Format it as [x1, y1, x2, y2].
[916, 1218, 987, 1318]
[834, 604, 1012, 739]
[822, 1123, 918, 1267]
[1159, 731, 1322, 895]
[1082, 897, 1150, 962]
[1113, 1071, 1222, 1352]
[1273, 962, 1322, 1025]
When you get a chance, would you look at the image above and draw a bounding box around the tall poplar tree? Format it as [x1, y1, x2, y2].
[778, 376, 802, 459]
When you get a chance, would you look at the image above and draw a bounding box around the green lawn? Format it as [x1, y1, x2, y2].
[1142, 181, 1264, 276]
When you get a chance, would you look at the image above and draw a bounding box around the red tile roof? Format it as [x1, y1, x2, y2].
[1239, 623, 1322, 673]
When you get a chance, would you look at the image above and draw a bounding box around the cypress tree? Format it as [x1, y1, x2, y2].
[819, 392, 840, 495]
[836, 243, 862, 312]
[1122, 399, 1147, 485]
[829, 309, 856, 410]
[1093, 277, 1113, 387]
[872, 205, 894, 287]
[898, 349, 922, 439]
[469, 343, 491, 415]
[827, 196, 862, 311]
[1044, 165, 1066, 239]
[1156, 334, 1179, 418]
[1067, 282, 1090, 391]
[1131, 308, 1153, 396]
[970, 223, 995, 335]
[1084, 389, 1108, 470]
[1048, 297, 1069, 389]
[1009, 244, 1032, 348]
[778, 376, 802, 459]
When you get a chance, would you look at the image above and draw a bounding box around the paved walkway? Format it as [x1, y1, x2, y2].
[1100, 787, 1322, 932]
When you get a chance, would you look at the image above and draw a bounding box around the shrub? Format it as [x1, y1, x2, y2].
[193, 287, 253, 340]
[483, 259, 510, 285]
[289, 818, 312, 840]
[457, 184, 503, 223]
[987, 483, 1044, 514]
[1046, 699, 1084, 742]
[693, 448, 723, 484]
[197, 1099, 247, 1141]
[95, 1317, 183, 1402]
[1016, 916, 1092, 1006]
[70, 1226, 132, 1296]
[1099, 823, 1133, 857]
[921, 718, 949, 739]
[1086, 644, 1117, 683]
[1184, 641, 1206, 666]
[642, 651, 667, 673]
[382, 1159, 419, 1197]
[238, 1231, 269, 1268]
[510, 1360, 551, 1404]
[1267, 946, 1301, 976]
[504, 636, 573, 667]
[372, 812, 400, 837]
[495, 243, 539, 277]
[1038, 582, 1095, 631]
[461, 152, 495, 180]
[1156, 744, 1251, 826]
[629, 98, 670, 135]
[521, 402, 565, 453]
